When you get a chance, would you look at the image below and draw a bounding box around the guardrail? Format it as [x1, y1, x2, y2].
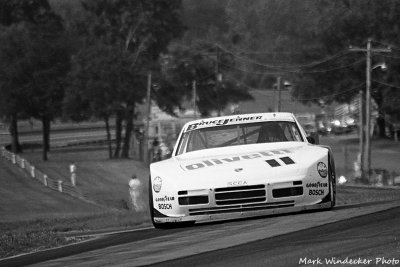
[0, 146, 86, 200]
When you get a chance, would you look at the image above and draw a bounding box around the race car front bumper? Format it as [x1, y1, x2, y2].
[153, 201, 332, 224]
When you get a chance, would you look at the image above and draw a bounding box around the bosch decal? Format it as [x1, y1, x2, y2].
[309, 189, 325, 196]
[317, 162, 328, 178]
[158, 203, 173, 209]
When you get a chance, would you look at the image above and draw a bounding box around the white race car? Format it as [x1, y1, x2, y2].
[149, 113, 336, 228]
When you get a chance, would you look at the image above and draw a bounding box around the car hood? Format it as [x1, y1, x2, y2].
[150, 142, 329, 190]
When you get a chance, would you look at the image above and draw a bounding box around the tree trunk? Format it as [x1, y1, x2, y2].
[377, 112, 386, 138]
[45, 116, 51, 152]
[41, 116, 50, 161]
[105, 116, 112, 159]
[9, 113, 21, 153]
[113, 109, 123, 158]
[122, 105, 134, 158]
[373, 91, 386, 138]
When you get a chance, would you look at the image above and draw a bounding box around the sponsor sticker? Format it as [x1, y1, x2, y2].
[184, 149, 292, 171]
[308, 189, 325, 195]
[158, 203, 172, 209]
[306, 182, 328, 188]
[227, 180, 248, 186]
[153, 176, 162, 193]
[155, 196, 175, 202]
[317, 162, 327, 178]
[186, 115, 263, 131]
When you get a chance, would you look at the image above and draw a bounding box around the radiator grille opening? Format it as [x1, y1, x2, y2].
[179, 195, 209, 205]
[215, 184, 266, 206]
[272, 187, 303, 198]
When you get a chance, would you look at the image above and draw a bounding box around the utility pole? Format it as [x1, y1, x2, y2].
[365, 39, 372, 181]
[192, 80, 197, 119]
[274, 76, 282, 112]
[144, 71, 152, 165]
[359, 89, 365, 180]
[277, 76, 282, 112]
[215, 45, 222, 116]
[349, 39, 391, 181]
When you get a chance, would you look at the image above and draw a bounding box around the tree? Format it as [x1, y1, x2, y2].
[0, 0, 56, 153]
[292, 0, 400, 137]
[159, 41, 253, 117]
[65, 0, 185, 158]
[64, 44, 137, 159]
[0, 0, 70, 159]
[0, 24, 31, 153]
[27, 10, 70, 160]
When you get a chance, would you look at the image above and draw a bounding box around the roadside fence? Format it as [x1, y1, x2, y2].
[0, 146, 86, 199]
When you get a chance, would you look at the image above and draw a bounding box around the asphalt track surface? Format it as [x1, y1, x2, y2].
[154, 206, 400, 267]
[2, 200, 400, 267]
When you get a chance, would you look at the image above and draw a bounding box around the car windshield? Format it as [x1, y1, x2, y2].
[176, 121, 303, 155]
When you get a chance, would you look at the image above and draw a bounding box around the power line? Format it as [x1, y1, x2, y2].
[252, 84, 363, 101]
[214, 42, 353, 70]
[372, 79, 400, 89]
[170, 40, 364, 74]
[225, 72, 363, 101]
[294, 83, 364, 101]
[374, 53, 400, 60]
[372, 40, 400, 51]
[218, 57, 365, 75]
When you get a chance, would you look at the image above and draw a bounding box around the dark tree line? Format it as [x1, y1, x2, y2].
[0, 0, 69, 160]
[2, 0, 400, 161]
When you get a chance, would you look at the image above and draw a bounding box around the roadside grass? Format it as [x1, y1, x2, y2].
[320, 135, 400, 182]
[0, 153, 151, 259]
[21, 146, 150, 210]
[0, 211, 151, 258]
[336, 185, 400, 206]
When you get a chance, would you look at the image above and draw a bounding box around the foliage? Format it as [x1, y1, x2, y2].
[161, 40, 253, 116]
[63, 0, 185, 158]
[0, 0, 69, 156]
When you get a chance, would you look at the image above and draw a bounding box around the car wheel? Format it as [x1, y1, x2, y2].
[328, 160, 336, 208]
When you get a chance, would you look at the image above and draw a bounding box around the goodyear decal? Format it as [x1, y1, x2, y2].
[184, 149, 293, 171]
[306, 182, 328, 188]
[186, 115, 263, 131]
[155, 196, 175, 202]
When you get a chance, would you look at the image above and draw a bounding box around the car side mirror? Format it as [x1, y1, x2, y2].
[161, 152, 172, 160]
[307, 132, 319, 145]
[307, 136, 315, 144]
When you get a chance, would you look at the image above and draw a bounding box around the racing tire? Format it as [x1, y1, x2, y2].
[327, 158, 336, 209]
